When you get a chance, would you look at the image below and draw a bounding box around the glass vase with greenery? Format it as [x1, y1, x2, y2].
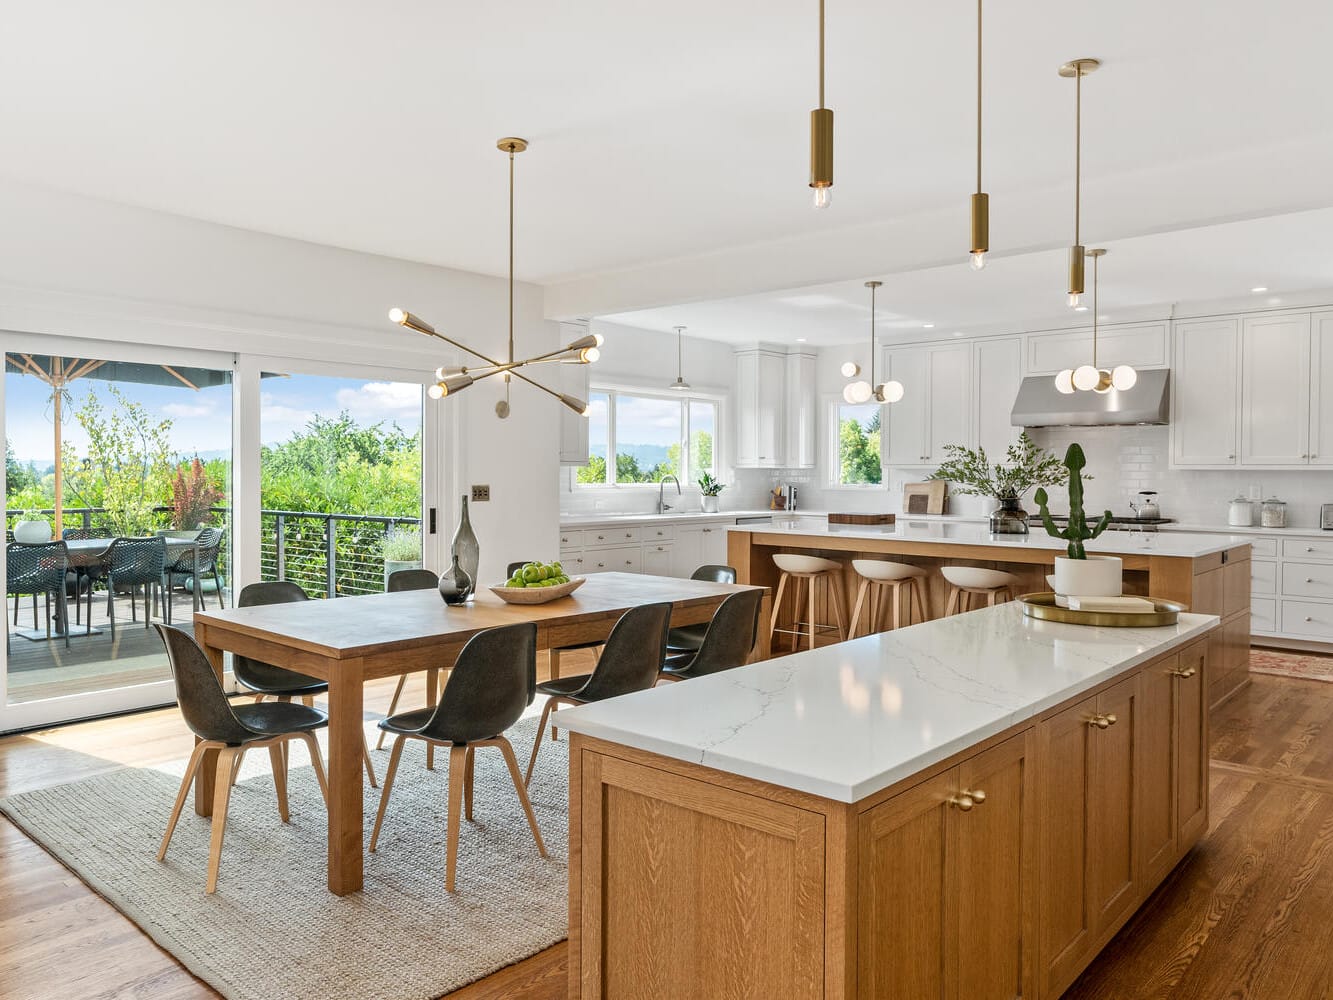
[929, 432, 1071, 534]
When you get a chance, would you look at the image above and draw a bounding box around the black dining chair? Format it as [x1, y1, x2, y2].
[524, 601, 672, 786]
[665, 564, 737, 654]
[659, 588, 764, 682]
[508, 559, 601, 681]
[377, 568, 444, 756]
[6, 541, 70, 652]
[153, 623, 329, 894]
[163, 526, 226, 623]
[370, 622, 546, 892]
[232, 581, 377, 787]
[102, 536, 167, 638]
[60, 527, 104, 633]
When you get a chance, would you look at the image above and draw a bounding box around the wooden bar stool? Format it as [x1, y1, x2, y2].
[941, 566, 1022, 615]
[849, 560, 930, 637]
[769, 554, 848, 651]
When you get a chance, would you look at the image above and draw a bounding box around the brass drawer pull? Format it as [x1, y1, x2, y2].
[948, 794, 975, 812]
[1088, 713, 1118, 729]
[1170, 666, 1197, 678]
[963, 788, 986, 805]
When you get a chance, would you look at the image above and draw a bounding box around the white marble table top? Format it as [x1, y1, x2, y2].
[727, 519, 1254, 559]
[556, 604, 1218, 803]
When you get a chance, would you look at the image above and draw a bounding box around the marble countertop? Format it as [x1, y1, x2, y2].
[556, 604, 1218, 802]
[559, 509, 782, 527]
[726, 519, 1255, 558]
[1162, 521, 1333, 538]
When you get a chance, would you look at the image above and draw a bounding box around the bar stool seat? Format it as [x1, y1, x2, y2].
[849, 560, 930, 636]
[941, 566, 1021, 615]
[769, 554, 847, 651]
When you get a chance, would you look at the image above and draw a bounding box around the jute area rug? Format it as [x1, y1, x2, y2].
[0, 716, 568, 1000]
[1251, 647, 1333, 683]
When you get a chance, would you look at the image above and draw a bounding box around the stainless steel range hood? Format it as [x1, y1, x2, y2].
[1010, 369, 1170, 427]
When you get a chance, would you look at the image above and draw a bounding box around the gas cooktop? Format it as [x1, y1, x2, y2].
[1047, 515, 1175, 532]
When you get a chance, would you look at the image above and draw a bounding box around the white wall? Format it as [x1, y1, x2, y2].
[0, 178, 558, 587]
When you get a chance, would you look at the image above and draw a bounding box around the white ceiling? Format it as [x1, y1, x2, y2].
[3, 1, 1331, 331]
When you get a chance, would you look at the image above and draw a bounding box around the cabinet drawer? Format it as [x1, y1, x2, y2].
[1251, 598, 1277, 634]
[1281, 600, 1333, 640]
[560, 549, 587, 572]
[1249, 537, 1278, 558]
[1251, 559, 1276, 595]
[1282, 562, 1333, 600]
[587, 526, 642, 547]
[558, 528, 584, 549]
[642, 523, 675, 542]
[587, 545, 641, 572]
[1284, 538, 1333, 561]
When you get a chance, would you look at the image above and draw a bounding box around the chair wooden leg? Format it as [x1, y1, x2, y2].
[525, 698, 556, 786]
[789, 576, 807, 652]
[829, 574, 849, 641]
[369, 734, 407, 852]
[913, 578, 928, 622]
[445, 745, 468, 892]
[361, 730, 378, 788]
[297, 731, 329, 805]
[268, 742, 290, 823]
[426, 668, 440, 771]
[987, 588, 998, 607]
[158, 741, 212, 861]
[768, 572, 789, 647]
[945, 585, 960, 617]
[494, 736, 547, 859]
[463, 746, 475, 821]
[550, 649, 562, 682]
[228, 748, 246, 787]
[891, 582, 904, 631]
[806, 576, 818, 650]
[377, 674, 408, 750]
[206, 746, 241, 894]
[848, 580, 869, 640]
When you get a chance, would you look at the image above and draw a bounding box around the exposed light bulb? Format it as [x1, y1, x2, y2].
[813, 185, 832, 209]
[389, 307, 407, 324]
[427, 383, 445, 399]
[581, 347, 601, 363]
[592, 333, 605, 347]
[970, 251, 987, 271]
[1072, 364, 1100, 391]
[1111, 364, 1138, 391]
[840, 361, 861, 378]
[879, 380, 905, 403]
[1067, 292, 1081, 308]
[845, 380, 872, 404]
[1054, 369, 1076, 394]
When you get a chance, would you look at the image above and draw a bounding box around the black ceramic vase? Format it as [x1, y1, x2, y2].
[438, 553, 473, 606]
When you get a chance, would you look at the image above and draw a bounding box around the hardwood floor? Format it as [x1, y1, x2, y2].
[2, 668, 1333, 998]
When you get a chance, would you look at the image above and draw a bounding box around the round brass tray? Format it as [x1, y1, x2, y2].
[1018, 592, 1186, 628]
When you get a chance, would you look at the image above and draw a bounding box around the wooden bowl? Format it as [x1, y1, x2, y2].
[489, 576, 586, 605]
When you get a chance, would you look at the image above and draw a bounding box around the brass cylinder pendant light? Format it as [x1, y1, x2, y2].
[1060, 58, 1099, 307]
[809, 0, 834, 208]
[969, 0, 988, 270]
[1054, 248, 1137, 395]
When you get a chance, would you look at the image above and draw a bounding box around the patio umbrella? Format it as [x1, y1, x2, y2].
[4, 353, 234, 528]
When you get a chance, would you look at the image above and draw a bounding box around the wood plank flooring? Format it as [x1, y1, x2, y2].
[3, 668, 1333, 998]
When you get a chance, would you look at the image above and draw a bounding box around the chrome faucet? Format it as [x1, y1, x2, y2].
[657, 474, 682, 514]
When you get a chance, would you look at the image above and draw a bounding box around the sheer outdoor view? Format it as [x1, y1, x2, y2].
[4, 355, 420, 710]
[577, 390, 716, 485]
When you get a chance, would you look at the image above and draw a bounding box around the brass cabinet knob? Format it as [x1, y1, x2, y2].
[1105, 713, 1118, 726]
[964, 789, 986, 805]
[1088, 714, 1117, 729]
[1171, 666, 1197, 678]
[949, 794, 975, 811]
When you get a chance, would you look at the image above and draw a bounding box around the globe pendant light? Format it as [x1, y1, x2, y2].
[1054, 248, 1136, 395]
[390, 139, 601, 417]
[809, 0, 834, 208]
[842, 281, 904, 404]
[1059, 58, 1100, 308]
[969, 0, 988, 270]
[670, 326, 691, 390]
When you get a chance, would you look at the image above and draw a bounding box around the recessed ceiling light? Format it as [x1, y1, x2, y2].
[953, 331, 964, 338]
[1074, 305, 1089, 312]
[795, 337, 807, 342]
[1251, 286, 1268, 293]
[1097, 314, 1109, 321]
[923, 323, 935, 329]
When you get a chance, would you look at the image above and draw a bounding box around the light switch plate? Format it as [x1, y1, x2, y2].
[471, 484, 490, 502]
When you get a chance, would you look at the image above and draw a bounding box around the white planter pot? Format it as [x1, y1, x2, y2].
[385, 559, 424, 590]
[1052, 555, 1123, 597]
[700, 495, 720, 513]
[13, 519, 52, 544]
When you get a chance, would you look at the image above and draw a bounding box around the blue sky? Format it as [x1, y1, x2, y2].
[6, 370, 422, 466]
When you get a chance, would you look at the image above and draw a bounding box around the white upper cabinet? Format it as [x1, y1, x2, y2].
[884, 346, 929, 464]
[883, 344, 971, 466]
[973, 337, 1023, 459]
[1310, 312, 1333, 466]
[784, 352, 817, 469]
[1172, 318, 1240, 467]
[1240, 313, 1311, 465]
[1026, 322, 1168, 376]
[926, 345, 972, 464]
[558, 323, 591, 466]
[734, 348, 787, 468]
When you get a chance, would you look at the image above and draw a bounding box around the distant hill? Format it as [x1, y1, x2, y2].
[588, 442, 671, 467]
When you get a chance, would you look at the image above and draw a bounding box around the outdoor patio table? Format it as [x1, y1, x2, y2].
[53, 536, 203, 636]
[192, 572, 770, 895]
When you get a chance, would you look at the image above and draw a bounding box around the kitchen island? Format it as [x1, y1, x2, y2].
[559, 603, 1218, 999]
[729, 518, 1253, 709]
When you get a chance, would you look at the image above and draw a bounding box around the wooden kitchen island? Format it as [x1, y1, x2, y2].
[558, 604, 1219, 1000]
[729, 518, 1253, 709]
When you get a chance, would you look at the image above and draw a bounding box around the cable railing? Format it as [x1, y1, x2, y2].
[6, 505, 421, 599]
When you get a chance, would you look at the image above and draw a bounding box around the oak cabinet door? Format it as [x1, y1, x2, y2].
[1089, 675, 1139, 936]
[1137, 654, 1179, 886]
[1175, 640, 1210, 845]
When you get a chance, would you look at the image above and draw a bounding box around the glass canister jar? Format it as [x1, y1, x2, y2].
[1261, 497, 1287, 528]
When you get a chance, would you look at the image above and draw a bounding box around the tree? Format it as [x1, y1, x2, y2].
[5, 438, 34, 497]
[839, 410, 882, 485]
[577, 454, 607, 485]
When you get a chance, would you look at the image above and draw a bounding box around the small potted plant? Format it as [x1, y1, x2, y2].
[929, 432, 1068, 534]
[166, 458, 222, 538]
[697, 472, 725, 513]
[382, 525, 423, 589]
[1033, 443, 1120, 596]
[12, 509, 52, 544]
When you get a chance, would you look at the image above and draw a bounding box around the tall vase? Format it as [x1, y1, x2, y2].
[451, 495, 480, 599]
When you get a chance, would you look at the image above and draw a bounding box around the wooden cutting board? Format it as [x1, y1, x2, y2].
[903, 481, 948, 515]
[828, 513, 897, 525]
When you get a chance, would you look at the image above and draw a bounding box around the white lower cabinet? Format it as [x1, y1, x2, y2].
[561, 518, 733, 580]
[670, 523, 730, 578]
[584, 545, 641, 573]
[643, 542, 673, 576]
[1251, 598, 1277, 635]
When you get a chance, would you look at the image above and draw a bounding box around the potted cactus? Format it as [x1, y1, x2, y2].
[1032, 443, 1121, 597]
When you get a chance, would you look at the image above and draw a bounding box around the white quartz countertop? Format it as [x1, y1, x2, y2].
[559, 509, 782, 527]
[556, 604, 1218, 802]
[727, 519, 1255, 558]
[1162, 521, 1333, 538]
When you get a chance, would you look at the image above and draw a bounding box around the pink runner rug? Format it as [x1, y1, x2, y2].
[1250, 647, 1333, 683]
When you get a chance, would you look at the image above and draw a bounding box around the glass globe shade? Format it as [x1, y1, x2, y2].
[844, 380, 873, 404]
[840, 361, 861, 378]
[878, 380, 905, 403]
[1072, 365, 1100, 392]
[1111, 365, 1138, 391]
[1054, 369, 1076, 394]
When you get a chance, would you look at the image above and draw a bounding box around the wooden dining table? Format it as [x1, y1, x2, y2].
[192, 572, 771, 894]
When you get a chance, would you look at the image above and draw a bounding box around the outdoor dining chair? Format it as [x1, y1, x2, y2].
[102, 536, 168, 638]
[6, 540, 70, 652]
[152, 624, 329, 894]
[163, 526, 226, 623]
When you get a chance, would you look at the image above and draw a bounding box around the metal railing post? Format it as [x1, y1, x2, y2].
[275, 514, 286, 581]
[325, 515, 337, 598]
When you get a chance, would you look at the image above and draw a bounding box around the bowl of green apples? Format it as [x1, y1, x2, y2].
[490, 561, 585, 605]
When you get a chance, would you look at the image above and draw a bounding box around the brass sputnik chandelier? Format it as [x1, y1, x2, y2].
[809, 0, 834, 209]
[969, 0, 988, 270]
[1054, 248, 1137, 394]
[842, 281, 904, 404]
[1060, 57, 1099, 308]
[389, 138, 600, 419]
